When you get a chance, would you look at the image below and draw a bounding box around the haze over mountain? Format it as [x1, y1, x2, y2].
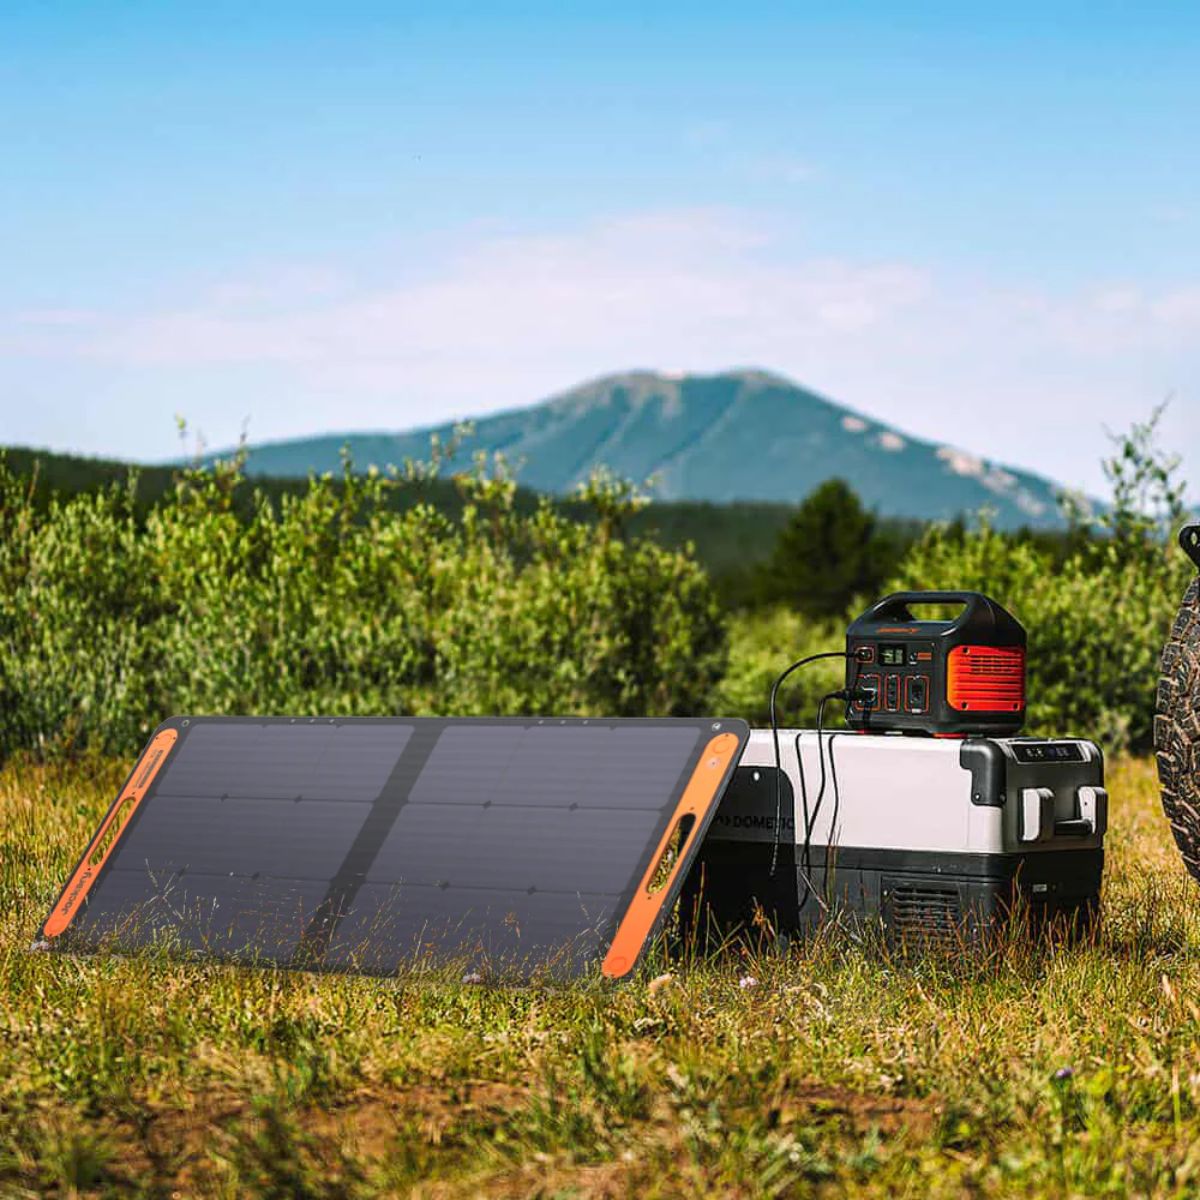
[217, 370, 1066, 528]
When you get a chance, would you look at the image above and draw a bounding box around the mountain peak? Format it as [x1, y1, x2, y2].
[228, 370, 1065, 528]
[550, 366, 809, 399]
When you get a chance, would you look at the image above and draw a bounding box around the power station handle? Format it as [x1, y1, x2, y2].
[858, 591, 987, 626]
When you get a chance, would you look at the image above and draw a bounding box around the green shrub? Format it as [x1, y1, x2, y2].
[711, 608, 847, 728]
[889, 522, 1190, 750]
[716, 408, 1196, 752]
[0, 453, 727, 760]
[891, 409, 1194, 752]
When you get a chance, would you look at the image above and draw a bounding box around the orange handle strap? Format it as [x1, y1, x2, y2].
[602, 732, 740, 979]
[43, 727, 178, 938]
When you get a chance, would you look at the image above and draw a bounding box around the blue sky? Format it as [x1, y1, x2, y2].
[1, 2, 1197, 495]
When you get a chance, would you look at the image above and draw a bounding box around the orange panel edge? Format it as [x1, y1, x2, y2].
[42, 727, 179, 939]
[601, 731, 741, 980]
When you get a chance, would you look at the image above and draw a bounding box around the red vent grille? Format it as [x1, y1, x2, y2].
[947, 645, 1025, 713]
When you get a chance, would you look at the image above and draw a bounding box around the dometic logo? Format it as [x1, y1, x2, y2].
[714, 814, 795, 830]
[878, 626, 920, 634]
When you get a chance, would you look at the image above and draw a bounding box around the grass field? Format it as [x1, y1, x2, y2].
[3, 757, 1200, 1198]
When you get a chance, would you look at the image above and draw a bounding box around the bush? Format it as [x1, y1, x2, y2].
[716, 408, 1195, 752]
[891, 409, 1194, 752]
[890, 522, 1190, 750]
[711, 608, 847, 728]
[0, 452, 728, 760]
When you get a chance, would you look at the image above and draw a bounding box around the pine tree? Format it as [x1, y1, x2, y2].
[756, 478, 898, 618]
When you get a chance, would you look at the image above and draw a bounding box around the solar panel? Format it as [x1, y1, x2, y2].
[41, 716, 748, 979]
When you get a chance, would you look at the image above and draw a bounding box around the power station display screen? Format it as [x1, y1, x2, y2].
[879, 644, 907, 666]
[41, 716, 748, 980]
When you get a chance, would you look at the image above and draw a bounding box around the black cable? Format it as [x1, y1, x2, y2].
[796, 688, 866, 913]
[807, 693, 833, 901]
[791, 715, 821, 913]
[768, 650, 847, 877]
[793, 727, 819, 910]
[824, 726, 843, 910]
[796, 691, 837, 913]
[811, 697, 849, 911]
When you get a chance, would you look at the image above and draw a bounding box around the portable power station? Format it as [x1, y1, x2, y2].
[682, 730, 1106, 947]
[846, 591, 1026, 736]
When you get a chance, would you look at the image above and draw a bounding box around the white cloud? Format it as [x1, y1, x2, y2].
[2, 206, 1197, 495]
[1092, 287, 1142, 315]
[1152, 287, 1200, 328]
[983, 282, 1200, 355]
[9, 210, 931, 375]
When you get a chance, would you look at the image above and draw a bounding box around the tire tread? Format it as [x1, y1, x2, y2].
[1157, 579, 1200, 880]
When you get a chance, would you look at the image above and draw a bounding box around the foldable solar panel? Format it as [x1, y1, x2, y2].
[41, 716, 748, 979]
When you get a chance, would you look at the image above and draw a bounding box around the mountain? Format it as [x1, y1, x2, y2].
[216, 370, 1066, 528]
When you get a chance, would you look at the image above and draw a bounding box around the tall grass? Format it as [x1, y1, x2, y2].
[4, 756, 1200, 1196]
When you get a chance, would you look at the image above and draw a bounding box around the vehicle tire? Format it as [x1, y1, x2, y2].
[1156, 576, 1200, 882]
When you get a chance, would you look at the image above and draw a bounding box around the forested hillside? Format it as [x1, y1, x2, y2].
[4, 442, 925, 596]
